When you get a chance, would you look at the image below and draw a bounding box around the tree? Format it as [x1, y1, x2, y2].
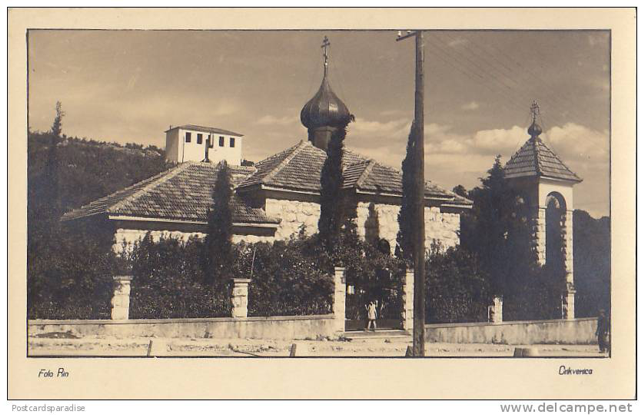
[203, 161, 234, 285]
[318, 125, 349, 250]
[426, 244, 491, 323]
[452, 184, 468, 198]
[51, 101, 65, 139]
[396, 122, 417, 262]
[573, 210, 610, 317]
[41, 101, 66, 221]
[460, 156, 541, 320]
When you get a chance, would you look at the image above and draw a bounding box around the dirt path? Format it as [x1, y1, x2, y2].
[28, 335, 604, 358]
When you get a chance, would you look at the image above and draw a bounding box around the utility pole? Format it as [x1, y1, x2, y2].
[397, 30, 426, 356]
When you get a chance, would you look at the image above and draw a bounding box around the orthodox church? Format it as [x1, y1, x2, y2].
[62, 40, 472, 254]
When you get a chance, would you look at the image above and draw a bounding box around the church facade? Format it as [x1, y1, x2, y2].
[62, 44, 472, 254]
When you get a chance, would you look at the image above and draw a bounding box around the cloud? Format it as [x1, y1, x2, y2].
[461, 101, 480, 111]
[379, 109, 406, 117]
[544, 122, 609, 165]
[470, 125, 526, 155]
[350, 117, 410, 135]
[255, 115, 299, 126]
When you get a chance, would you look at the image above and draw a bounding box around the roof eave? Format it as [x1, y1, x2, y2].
[107, 214, 281, 228]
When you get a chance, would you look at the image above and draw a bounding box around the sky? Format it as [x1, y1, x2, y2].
[28, 30, 610, 218]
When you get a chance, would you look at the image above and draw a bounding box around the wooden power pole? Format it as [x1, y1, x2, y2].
[397, 30, 426, 356]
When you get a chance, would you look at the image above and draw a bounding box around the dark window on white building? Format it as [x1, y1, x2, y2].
[197, 133, 203, 144]
[185, 132, 191, 143]
[219, 136, 224, 147]
[230, 137, 235, 148]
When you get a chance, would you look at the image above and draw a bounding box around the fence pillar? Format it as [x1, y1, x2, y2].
[111, 276, 132, 320]
[231, 278, 251, 318]
[402, 269, 414, 332]
[333, 267, 346, 333]
[488, 296, 503, 323]
[562, 288, 576, 320]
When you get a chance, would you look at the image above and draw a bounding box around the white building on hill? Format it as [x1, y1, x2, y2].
[165, 124, 243, 165]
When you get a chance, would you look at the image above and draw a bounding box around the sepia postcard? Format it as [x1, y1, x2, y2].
[7, 8, 636, 400]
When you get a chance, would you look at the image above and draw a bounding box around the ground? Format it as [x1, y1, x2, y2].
[28, 331, 605, 357]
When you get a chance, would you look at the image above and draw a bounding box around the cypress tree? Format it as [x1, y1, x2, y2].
[51, 101, 65, 139]
[45, 101, 65, 221]
[318, 125, 348, 250]
[396, 121, 417, 262]
[204, 161, 234, 285]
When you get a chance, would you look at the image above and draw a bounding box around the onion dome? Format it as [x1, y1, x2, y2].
[300, 36, 353, 130]
[300, 73, 352, 129]
[528, 120, 543, 137]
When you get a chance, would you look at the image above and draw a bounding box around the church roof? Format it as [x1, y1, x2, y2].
[62, 141, 471, 226]
[237, 140, 472, 206]
[504, 136, 582, 183]
[61, 163, 279, 225]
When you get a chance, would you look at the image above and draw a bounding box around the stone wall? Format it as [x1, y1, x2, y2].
[265, 198, 321, 240]
[28, 315, 338, 341]
[113, 228, 274, 253]
[425, 318, 598, 345]
[356, 202, 460, 254]
[111, 197, 462, 253]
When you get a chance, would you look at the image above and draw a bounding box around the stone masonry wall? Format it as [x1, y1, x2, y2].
[112, 199, 461, 253]
[113, 228, 274, 253]
[355, 202, 460, 254]
[265, 198, 321, 240]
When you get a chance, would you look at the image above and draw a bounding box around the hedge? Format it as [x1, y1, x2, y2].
[128, 234, 231, 319]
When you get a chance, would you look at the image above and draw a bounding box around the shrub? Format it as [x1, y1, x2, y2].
[129, 234, 231, 319]
[27, 220, 115, 320]
[426, 244, 491, 323]
[246, 239, 333, 316]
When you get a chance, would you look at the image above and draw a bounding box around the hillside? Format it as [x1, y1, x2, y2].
[28, 131, 170, 216]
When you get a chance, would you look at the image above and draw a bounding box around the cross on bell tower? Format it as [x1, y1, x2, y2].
[530, 100, 540, 123]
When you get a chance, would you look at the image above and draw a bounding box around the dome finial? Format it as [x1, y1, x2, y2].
[528, 100, 543, 138]
[321, 36, 330, 78]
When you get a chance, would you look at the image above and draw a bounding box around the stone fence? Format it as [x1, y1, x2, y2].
[30, 267, 349, 341]
[29, 315, 338, 341]
[425, 317, 598, 345]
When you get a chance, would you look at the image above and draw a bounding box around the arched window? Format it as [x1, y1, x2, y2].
[545, 192, 567, 272]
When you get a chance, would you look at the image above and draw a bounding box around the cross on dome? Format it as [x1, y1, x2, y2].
[528, 100, 543, 138]
[321, 36, 331, 76]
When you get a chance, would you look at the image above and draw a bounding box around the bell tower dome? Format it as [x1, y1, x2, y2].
[300, 36, 353, 151]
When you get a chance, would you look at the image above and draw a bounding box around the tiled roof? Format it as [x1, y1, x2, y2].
[63, 141, 472, 226]
[504, 136, 582, 182]
[165, 125, 244, 137]
[238, 141, 472, 206]
[62, 163, 280, 225]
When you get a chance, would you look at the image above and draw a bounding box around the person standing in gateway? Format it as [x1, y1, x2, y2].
[366, 300, 378, 331]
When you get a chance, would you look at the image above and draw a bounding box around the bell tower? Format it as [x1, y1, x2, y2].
[504, 102, 583, 319]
